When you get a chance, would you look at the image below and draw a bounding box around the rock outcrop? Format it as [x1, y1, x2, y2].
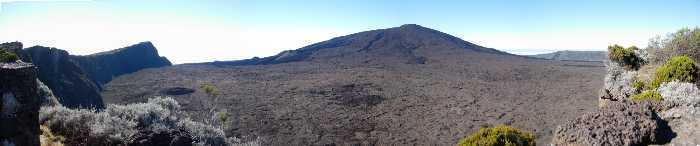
[656, 81, 700, 145]
[5, 41, 171, 109]
[599, 61, 639, 107]
[71, 42, 172, 86]
[0, 62, 41, 146]
[23, 46, 105, 109]
[659, 106, 700, 145]
[552, 101, 664, 145]
[552, 45, 698, 145]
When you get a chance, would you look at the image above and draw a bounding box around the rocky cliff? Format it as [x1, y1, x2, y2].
[71, 42, 172, 87]
[0, 62, 41, 146]
[22, 46, 104, 109]
[2, 42, 171, 109]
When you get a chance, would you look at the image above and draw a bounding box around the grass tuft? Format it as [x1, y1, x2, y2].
[458, 125, 535, 146]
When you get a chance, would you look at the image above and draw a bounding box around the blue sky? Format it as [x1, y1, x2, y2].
[1, 0, 698, 63]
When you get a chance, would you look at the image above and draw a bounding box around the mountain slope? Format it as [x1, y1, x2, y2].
[528, 50, 606, 62]
[72, 42, 172, 87]
[208, 24, 509, 66]
[102, 24, 605, 145]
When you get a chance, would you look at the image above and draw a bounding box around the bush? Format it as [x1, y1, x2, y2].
[37, 80, 61, 106]
[648, 27, 700, 63]
[40, 124, 65, 146]
[657, 81, 700, 106]
[603, 61, 640, 100]
[458, 125, 535, 146]
[0, 49, 19, 62]
[632, 79, 646, 91]
[650, 56, 699, 88]
[608, 45, 641, 70]
[630, 90, 663, 102]
[40, 97, 231, 146]
[200, 84, 220, 97]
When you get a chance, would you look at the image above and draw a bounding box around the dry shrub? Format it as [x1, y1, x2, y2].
[39, 97, 233, 146]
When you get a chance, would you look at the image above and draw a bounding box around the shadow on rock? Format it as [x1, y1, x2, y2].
[651, 112, 676, 145]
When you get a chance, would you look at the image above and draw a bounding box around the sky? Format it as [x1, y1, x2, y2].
[0, 0, 698, 64]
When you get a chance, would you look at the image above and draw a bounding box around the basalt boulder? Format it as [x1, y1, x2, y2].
[552, 101, 665, 145]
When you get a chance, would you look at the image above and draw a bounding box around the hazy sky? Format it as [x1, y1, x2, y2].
[0, 0, 698, 64]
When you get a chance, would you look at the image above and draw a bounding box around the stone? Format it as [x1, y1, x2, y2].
[658, 106, 700, 145]
[552, 101, 661, 145]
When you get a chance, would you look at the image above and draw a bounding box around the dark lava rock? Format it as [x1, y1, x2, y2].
[22, 46, 105, 109]
[552, 101, 662, 145]
[72, 41, 172, 86]
[310, 83, 386, 107]
[161, 87, 195, 96]
[0, 62, 40, 146]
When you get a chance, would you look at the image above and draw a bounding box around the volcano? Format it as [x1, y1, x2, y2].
[101, 24, 606, 145]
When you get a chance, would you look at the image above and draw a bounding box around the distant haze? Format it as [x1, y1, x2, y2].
[1, 0, 698, 64]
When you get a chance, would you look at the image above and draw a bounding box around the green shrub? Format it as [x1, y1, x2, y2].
[650, 56, 699, 88]
[458, 125, 535, 146]
[217, 111, 228, 129]
[608, 45, 640, 70]
[200, 84, 220, 97]
[630, 90, 663, 101]
[0, 49, 19, 62]
[632, 80, 646, 91]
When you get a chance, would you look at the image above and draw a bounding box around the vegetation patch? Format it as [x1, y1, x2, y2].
[657, 81, 700, 106]
[608, 45, 641, 70]
[39, 97, 230, 146]
[630, 90, 663, 102]
[0, 49, 19, 62]
[458, 125, 535, 146]
[40, 124, 65, 146]
[200, 84, 220, 97]
[648, 27, 700, 63]
[632, 79, 646, 91]
[651, 56, 699, 88]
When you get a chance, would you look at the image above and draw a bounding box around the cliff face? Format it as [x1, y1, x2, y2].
[6, 41, 171, 109]
[23, 46, 104, 109]
[0, 62, 41, 146]
[71, 42, 172, 86]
